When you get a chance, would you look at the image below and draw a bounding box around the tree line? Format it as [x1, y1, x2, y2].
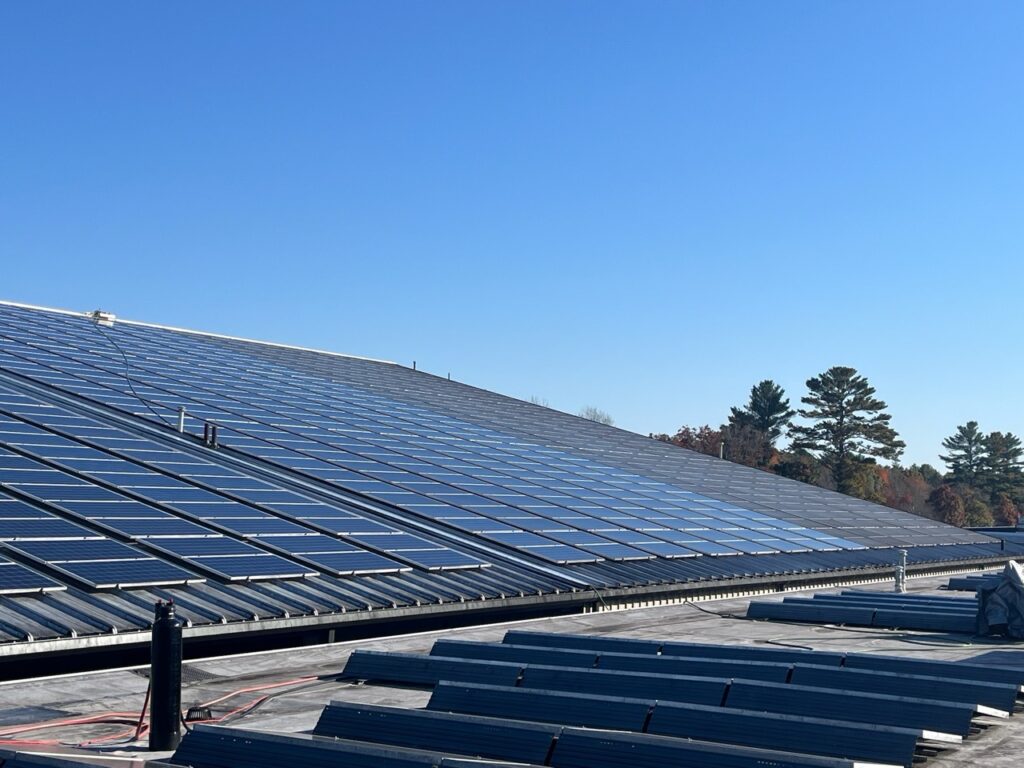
[651, 366, 1023, 529]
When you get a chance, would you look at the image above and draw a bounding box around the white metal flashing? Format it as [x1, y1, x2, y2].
[0, 299, 396, 365]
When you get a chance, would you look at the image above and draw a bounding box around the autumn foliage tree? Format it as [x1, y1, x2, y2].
[929, 484, 967, 527]
[996, 493, 1020, 527]
[662, 425, 725, 457]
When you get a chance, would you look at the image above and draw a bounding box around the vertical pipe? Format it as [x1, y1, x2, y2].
[177, 407, 186, 433]
[149, 600, 183, 751]
[895, 549, 908, 593]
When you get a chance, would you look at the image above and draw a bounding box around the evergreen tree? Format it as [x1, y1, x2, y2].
[981, 431, 1024, 500]
[728, 380, 796, 445]
[939, 421, 988, 487]
[789, 366, 905, 495]
[909, 463, 943, 487]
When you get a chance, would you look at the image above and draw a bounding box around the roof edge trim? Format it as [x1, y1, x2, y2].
[0, 299, 396, 365]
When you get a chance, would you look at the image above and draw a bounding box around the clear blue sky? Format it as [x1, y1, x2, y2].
[2, 3, 1022, 468]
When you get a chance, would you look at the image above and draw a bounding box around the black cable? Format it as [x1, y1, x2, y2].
[760, 638, 815, 650]
[680, 599, 745, 619]
[93, 321, 176, 429]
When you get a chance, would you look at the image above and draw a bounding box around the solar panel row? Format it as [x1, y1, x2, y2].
[0, 384, 483, 573]
[319, 629, 1024, 768]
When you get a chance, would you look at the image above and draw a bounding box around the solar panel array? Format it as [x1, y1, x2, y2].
[162, 628, 1023, 768]
[0, 301, 1014, 652]
[746, 589, 981, 633]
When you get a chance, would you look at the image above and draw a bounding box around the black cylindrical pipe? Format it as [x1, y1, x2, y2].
[149, 599, 183, 751]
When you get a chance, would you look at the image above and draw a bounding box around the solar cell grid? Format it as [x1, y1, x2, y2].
[0, 517, 97, 540]
[0, 560, 63, 592]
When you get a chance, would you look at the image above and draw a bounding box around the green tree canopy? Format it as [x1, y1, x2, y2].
[909, 463, 944, 486]
[728, 380, 796, 445]
[939, 421, 987, 487]
[982, 431, 1024, 500]
[789, 366, 905, 495]
[964, 494, 994, 527]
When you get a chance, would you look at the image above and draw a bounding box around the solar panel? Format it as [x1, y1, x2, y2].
[424, 681, 921, 766]
[0, 558, 63, 593]
[342, 649, 524, 687]
[428, 681, 652, 731]
[313, 702, 560, 766]
[0, 517, 97, 540]
[0, 489, 198, 588]
[180, 554, 312, 579]
[172, 724, 548, 768]
[0, 445, 327, 581]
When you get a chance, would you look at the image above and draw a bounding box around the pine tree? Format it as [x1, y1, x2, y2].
[728, 380, 796, 445]
[981, 431, 1024, 500]
[939, 421, 988, 487]
[789, 366, 905, 495]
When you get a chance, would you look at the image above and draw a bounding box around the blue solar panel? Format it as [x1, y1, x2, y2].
[54, 500, 166, 517]
[55, 558, 196, 587]
[151, 536, 259, 556]
[9, 483, 125, 502]
[12, 538, 149, 561]
[215, 517, 316, 535]
[184, 554, 313, 579]
[0, 559, 63, 592]
[298, 551, 408, 574]
[0, 517, 96, 540]
[100, 517, 213, 537]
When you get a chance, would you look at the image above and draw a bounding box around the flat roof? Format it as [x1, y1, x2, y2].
[1, 569, 1022, 766]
